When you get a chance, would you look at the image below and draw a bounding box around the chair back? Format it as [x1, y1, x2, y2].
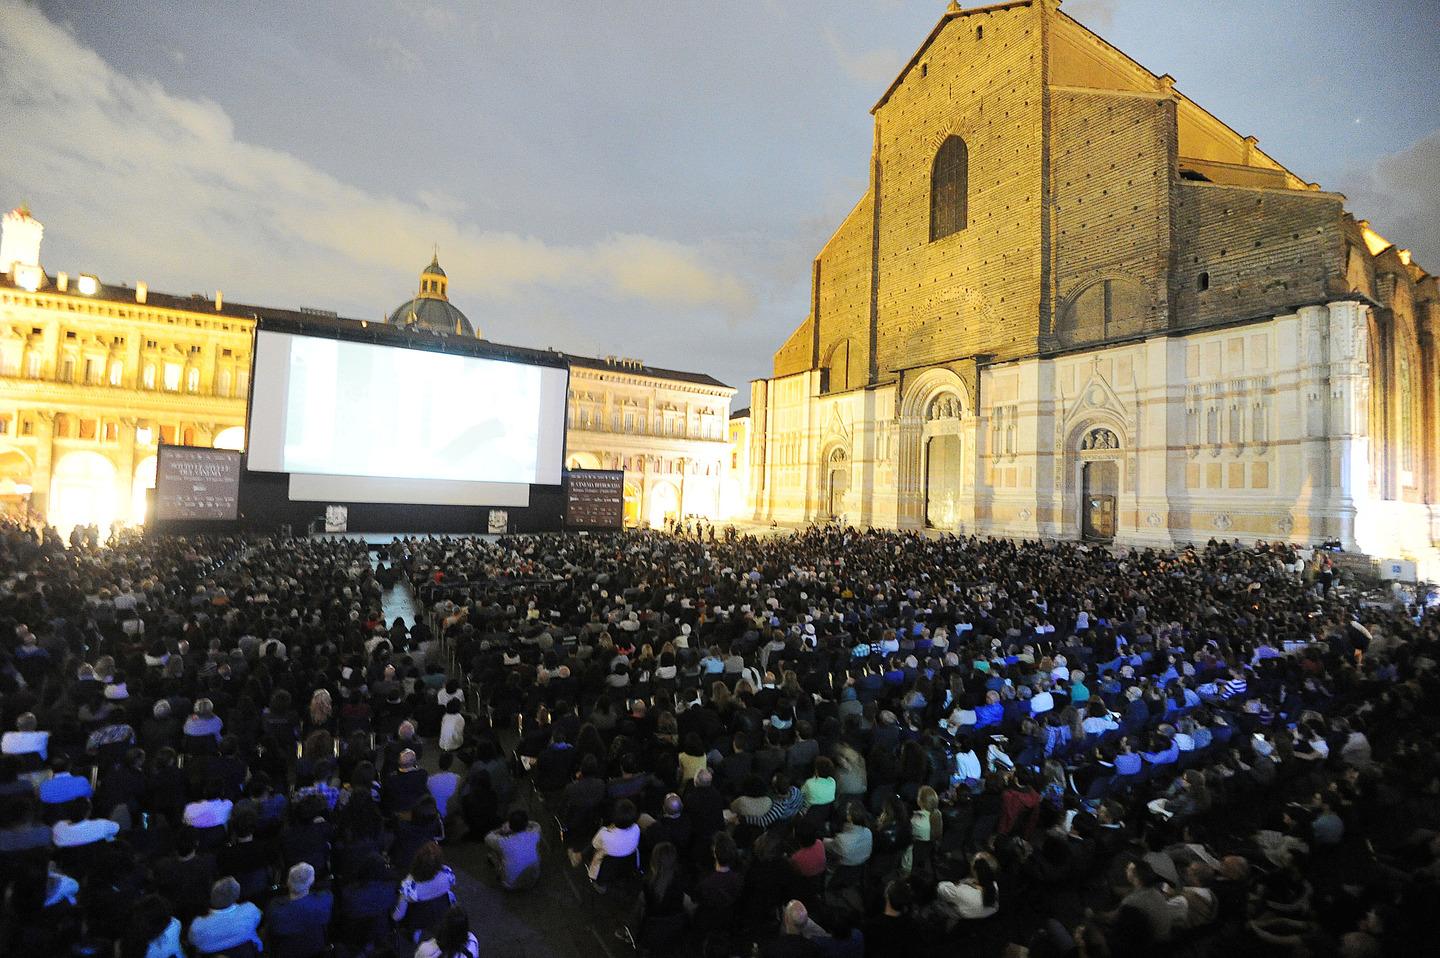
[594, 849, 641, 886]
[399, 893, 452, 941]
[183, 734, 218, 757]
[199, 943, 259, 958]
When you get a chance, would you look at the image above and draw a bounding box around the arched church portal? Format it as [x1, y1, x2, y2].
[1076, 426, 1123, 540]
[923, 393, 965, 528]
[825, 447, 849, 519]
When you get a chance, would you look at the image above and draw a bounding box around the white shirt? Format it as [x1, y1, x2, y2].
[953, 749, 982, 781]
[936, 880, 999, 920]
[2, 730, 49, 759]
[53, 817, 120, 847]
[440, 713, 466, 751]
[592, 823, 641, 858]
[183, 798, 234, 828]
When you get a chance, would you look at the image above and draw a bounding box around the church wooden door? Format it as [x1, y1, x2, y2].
[1082, 460, 1117, 540]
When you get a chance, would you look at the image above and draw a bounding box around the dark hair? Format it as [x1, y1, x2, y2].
[432, 906, 472, 958]
[884, 878, 914, 911]
[173, 827, 197, 856]
[647, 841, 679, 901]
[507, 808, 530, 833]
[409, 841, 445, 882]
[712, 832, 739, 868]
[120, 894, 175, 958]
[611, 799, 638, 830]
[973, 855, 999, 907]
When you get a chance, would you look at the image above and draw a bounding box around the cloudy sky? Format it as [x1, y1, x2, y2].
[2, 0, 1436, 402]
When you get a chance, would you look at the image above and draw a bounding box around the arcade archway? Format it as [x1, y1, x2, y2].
[49, 451, 119, 538]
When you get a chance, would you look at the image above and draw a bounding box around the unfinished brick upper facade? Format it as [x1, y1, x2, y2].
[751, 0, 1440, 576]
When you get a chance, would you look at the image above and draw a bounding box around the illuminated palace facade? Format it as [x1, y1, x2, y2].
[746, 0, 1440, 575]
[0, 205, 733, 532]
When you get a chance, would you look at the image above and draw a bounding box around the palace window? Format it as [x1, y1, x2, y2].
[78, 419, 97, 440]
[109, 361, 123, 386]
[142, 364, 156, 390]
[217, 368, 232, 397]
[929, 135, 969, 241]
[163, 363, 181, 391]
[186, 368, 200, 393]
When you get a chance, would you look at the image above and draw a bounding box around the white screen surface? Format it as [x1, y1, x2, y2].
[249, 330, 567, 490]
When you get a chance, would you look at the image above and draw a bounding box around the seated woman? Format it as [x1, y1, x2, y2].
[581, 799, 641, 883]
[393, 841, 457, 940]
[801, 756, 838, 813]
[415, 906, 480, 958]
[935, 852, 1001, 924]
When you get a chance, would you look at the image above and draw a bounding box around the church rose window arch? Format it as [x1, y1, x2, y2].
[930, 136, 968, 241]
[1055, 277, 1146, 347]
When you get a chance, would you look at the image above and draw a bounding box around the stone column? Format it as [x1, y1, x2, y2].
[31, 410, 55, 520]
[114, 418, 137, 525]
[1324, 301, 1370, 549]
[896, 415, 922, 528]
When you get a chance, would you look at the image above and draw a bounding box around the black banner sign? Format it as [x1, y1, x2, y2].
[564, 469, 624, 529]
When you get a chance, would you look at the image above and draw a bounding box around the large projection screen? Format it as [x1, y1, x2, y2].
[249, 330, 567, 505]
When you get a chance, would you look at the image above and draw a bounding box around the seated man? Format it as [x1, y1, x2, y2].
[1, 713, 49, 767]
[266, 862, 333, 955]
[189, 877, 263, 956]
[485, 808, 542, 890]
[51, 797, 120, 847]
[384, 749, 429, 814]
[38, 757, 91, 807]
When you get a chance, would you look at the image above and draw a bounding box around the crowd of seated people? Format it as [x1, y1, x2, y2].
[0, 524, 477, 958]
[419, 527, 1440, 957]
[1, 518, 1439, 958]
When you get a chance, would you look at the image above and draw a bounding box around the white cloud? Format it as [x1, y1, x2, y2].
[365, 35, 419, 75]
[0, 1, 752, 320]
[1064, 0, 1117, 29]
[1336, 129, 1440, 273]
[823, 26, 903, 88]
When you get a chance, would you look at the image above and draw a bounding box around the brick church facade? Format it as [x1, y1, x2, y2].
[746, 1, 1439, 574]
